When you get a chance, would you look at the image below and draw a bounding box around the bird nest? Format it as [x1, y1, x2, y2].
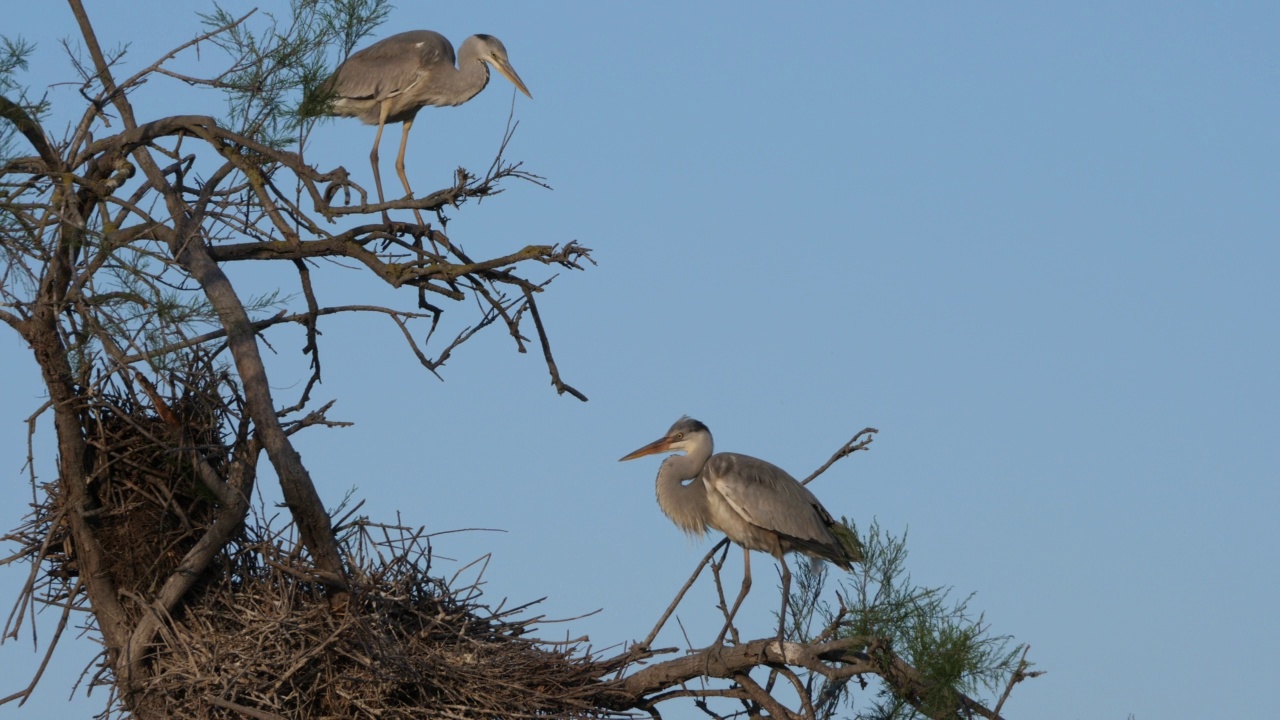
[124, 521, 621, 720]
[3, 373, 233, 630]
[5, 371, 622, 719]
[84, 384, 230, 607]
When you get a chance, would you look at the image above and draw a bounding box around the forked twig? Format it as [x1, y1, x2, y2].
[801, 427, 878, 486]
[993, 644, 1044, 717]
[632, 539, 730, 655]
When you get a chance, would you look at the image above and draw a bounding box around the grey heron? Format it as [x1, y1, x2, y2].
[619, 416, 863, 643]
[323, 30, 532, 222]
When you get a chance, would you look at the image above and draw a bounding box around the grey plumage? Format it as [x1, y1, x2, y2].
[322, 30, 532, 222]
[620, 416, 862, 642]
[701, 453, 860, 568]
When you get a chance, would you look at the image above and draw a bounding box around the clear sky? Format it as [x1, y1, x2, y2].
[2, 2, 1277, 718]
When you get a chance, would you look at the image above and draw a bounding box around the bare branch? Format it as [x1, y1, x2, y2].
[115, 9, 258, 96]
[632, 539, 730, 655]
[0, 95, 59, 170]
[993, 645, 1044, 717]
[524, 288, 587, 401]
[801, 427, 878, 486]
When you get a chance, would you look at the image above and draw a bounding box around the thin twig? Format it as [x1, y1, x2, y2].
[801, 427, 878, 486]
[634, 538, 730, 654]
[524, 287, 588, 401]
[993, 644, 1042, 717]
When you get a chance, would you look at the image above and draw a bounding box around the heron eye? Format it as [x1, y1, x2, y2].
[675, 432, 683, 439]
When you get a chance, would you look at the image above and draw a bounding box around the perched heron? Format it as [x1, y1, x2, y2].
[620, 417, 863, 643]
[323, 30, 532, 222]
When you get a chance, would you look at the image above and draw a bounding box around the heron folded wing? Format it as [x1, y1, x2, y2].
[327, 30, 455, 102]
[706, 453, 845, 558]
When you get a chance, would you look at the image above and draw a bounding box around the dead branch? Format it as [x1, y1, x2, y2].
[600, 634, 1011, 720]
[801, 427, 878, 486]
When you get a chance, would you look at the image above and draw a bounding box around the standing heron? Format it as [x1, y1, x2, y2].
[323, 30, 532, 222]
[619, 417, 863, 643]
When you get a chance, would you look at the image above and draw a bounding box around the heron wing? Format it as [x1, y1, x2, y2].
[704, 453, 844, 560]
[327, 30, 456, 101]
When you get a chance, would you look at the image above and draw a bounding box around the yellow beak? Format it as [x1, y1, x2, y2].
[619, 436, 674, 462]
[491, 58, 532, 99]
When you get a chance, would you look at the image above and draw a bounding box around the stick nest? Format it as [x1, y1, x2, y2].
[7, 374, 625, 719]
[126, 521, 622, 719]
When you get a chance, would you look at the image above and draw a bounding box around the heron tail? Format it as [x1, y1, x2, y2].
[831, 518, 865, 567]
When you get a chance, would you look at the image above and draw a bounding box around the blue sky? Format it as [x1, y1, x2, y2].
[2, 2, 1278, 717]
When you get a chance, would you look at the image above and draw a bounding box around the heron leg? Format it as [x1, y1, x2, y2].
[394, 116, 427, 226]
[776, 556, 792, 646]
[370, 99, 392, 225]
[713, 546, 753, 646]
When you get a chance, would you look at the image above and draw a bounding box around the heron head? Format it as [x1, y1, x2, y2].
[472, 34, 532, 99]
[618, 416, 711, 462]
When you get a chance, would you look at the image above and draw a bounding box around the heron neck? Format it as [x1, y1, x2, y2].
[445, 37, 493, 105]
[655, 448, 712, 537]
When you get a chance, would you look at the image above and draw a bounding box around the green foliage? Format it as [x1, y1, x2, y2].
[322, 0, 395, 57]
[787, 520, 1027, 720]
[0, 35, 48, 161]
[0, 35, 48, 297]
[196, 0, 393, 146]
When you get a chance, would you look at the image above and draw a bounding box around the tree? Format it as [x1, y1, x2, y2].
[1, 3, 1038, 717]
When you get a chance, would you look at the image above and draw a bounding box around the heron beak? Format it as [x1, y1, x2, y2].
[619, 437, 674, 462]
[491, 58, 532, 99]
